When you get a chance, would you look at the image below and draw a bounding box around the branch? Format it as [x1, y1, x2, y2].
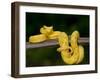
[26, 37, 89, 49]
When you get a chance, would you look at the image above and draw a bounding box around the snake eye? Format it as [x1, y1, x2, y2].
[67, 47, 73, 55]
[68, 48, 71, 52]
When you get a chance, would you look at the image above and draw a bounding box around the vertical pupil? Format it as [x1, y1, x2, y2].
[68, 49, 71, 52]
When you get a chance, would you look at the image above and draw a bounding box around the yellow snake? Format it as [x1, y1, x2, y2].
[29, 25, 84, 64]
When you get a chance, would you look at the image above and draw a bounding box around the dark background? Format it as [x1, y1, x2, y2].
[26, 12, 89, 67]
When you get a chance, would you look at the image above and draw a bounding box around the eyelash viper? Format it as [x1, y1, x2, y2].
[29, 25, 84, 64]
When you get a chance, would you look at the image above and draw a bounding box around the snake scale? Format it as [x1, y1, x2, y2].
[29, 25, 84, 64]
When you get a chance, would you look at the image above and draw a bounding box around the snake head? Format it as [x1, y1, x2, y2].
[70, 31, 80, 48]
[71, 31, 80, 38]
[40, 25, 53, 35]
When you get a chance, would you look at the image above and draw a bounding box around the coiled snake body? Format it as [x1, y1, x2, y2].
[29, 26, 84, 64]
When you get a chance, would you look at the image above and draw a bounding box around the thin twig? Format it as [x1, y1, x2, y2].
[26, 37, 89, 49]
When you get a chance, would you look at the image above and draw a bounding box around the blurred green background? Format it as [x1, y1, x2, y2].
[26, 12, 89, 67]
